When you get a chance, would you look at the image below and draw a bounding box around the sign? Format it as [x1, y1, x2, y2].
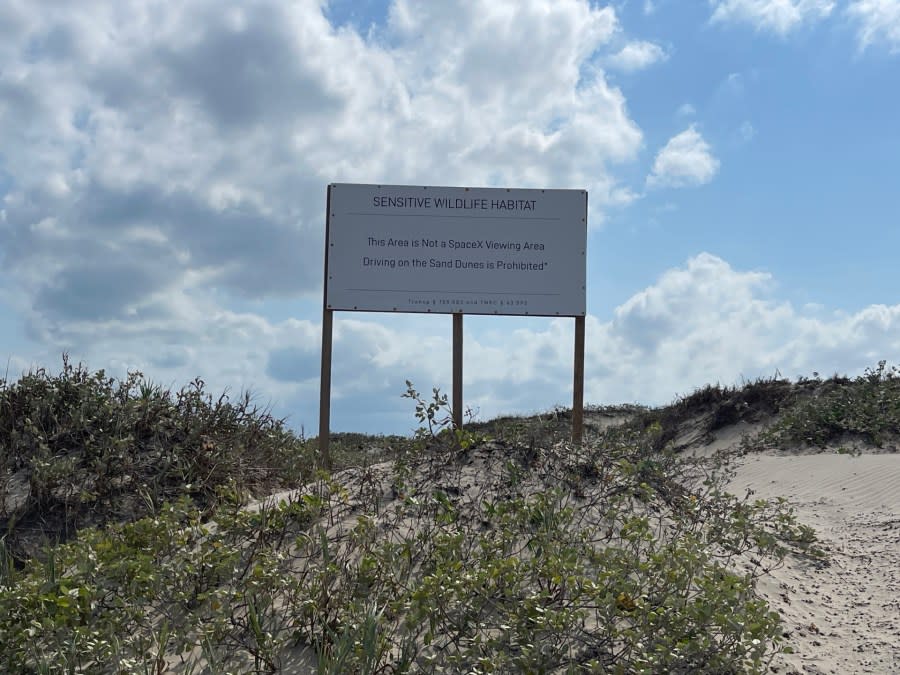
[325, 183, 586, 317]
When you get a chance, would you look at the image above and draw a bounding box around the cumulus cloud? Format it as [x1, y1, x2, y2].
[4, 2, 896, 436]
[606, 41, 668, 72]
[587, 253, 900, 405]
[709, 0, 836, 34]
[14, 251, 900, 434]
[0, 0, 642, 347]
[269, 253, 900, 431]
[847, 0, 900, 53]
[646, 126, 720, 189]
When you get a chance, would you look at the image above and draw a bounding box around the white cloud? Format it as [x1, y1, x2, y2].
[273, 254, 900, 430]
[474, 254, 900, 419]
[606, 41, 668, 72]
[0, 0, 642, 343]
[589, 254, 900, 404]
[0, 0, 658, 434]
[709, 0, 835, 34]
[847, 0, 900, 52]
[15, 252, 900, 434]
[723, 71, 746, 93]
[676, 103, 697, 117]
[646, 126, 720, 189]
[5, 2, 897, 436]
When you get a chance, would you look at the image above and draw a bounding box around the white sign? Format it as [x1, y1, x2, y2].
[325, 184, 587, 316]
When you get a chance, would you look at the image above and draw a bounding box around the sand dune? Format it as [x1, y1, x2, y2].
[7, 368, 900, 673]
[261, 412, 900, 674]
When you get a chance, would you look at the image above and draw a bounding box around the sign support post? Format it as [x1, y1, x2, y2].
[319, 186, 334, 469]
[319, 308, 333, 469]
[452, 313, 463, 429]
[572, 315, 585, 445]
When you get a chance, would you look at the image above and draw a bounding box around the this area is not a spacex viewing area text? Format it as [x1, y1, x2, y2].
[325, 184, 587, 316]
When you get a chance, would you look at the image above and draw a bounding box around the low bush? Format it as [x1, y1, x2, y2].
[761, 361, 900, 448]
[0, 356, 312, 564]
[0, 364, 852, 673]
[623, 376, 799, 454]
[0, 379, 819, 673]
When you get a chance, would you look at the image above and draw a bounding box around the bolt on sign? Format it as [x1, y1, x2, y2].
[319, 184, 588, 466]
[325, 184, 586, 317]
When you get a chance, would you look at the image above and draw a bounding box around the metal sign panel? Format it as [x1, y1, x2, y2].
[325, 183, 587, 316]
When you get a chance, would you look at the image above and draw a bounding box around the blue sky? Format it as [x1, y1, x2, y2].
[1, 0, 899, 435]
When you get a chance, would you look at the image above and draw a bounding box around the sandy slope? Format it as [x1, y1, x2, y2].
[727, 452, 900, 674]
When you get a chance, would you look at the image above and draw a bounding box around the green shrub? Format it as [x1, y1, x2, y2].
[0, 494, 321, 673]
[0, 356, 312, 564]
[0, 371, 832, 673]
[762, 361, 900, 448]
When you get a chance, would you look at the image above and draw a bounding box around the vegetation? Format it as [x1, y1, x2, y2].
[625, 376, 801, 454]
[760, 361, 900, 449]
[2, 358, 895, 673]
[0, 356, 311, 564]
[0, 357, 413, 565]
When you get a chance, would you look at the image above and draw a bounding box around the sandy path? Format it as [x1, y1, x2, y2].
[728, 453, 900, 674]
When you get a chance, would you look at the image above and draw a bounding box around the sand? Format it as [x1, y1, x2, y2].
[727, 451, 900, 674]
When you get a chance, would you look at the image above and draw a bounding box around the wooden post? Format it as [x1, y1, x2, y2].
[319, 308, 333, 468]
[572, 315, 585, 445]
[319, 185, 334, 469]
[452, 313, 463, 429]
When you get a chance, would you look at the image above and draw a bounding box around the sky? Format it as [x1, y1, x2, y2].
[1, 0, 899, 436]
